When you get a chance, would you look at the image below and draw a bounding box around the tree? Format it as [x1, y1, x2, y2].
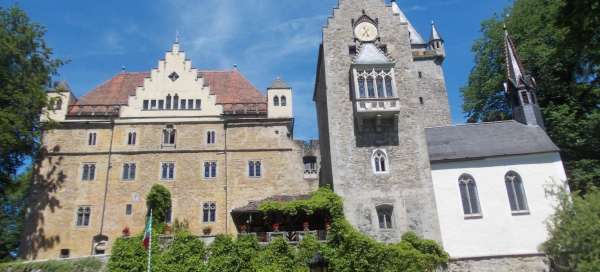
[0, 6, 62, 260]
[146, 184, 171, 225]
[0, 168, 32, 261]
[461, 0, 600, 192]
[542, 189, 600, 271]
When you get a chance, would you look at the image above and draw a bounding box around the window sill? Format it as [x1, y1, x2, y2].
[160, 179, 175, 182]
[464, 214, 483, 220]
[511, 210, 530, 216]
[121, 179, 135, 182]
[203, 177, 217, 180]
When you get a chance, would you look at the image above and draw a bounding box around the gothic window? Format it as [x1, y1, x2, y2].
[281, 96, 287, 106]
[458, 174, 481, 216]
[385, 76, 394, 97]
[358, 76, 366, 98]
[82, 163, 96, 181]
[505, 171, 529, 213]
[173, 94, 179, 110]
[161, 162, 175, 180]
[166, 95, 172, 110]
[125, 204, 132, 215]
[122, 163, 136, 180]
[76, 206, 91, 227]
[204, 161, 217, 179]
[248, 160, 262, 178]
[372, 150, 388, 174]
[273, 96, 279, 106]
[203, 202, 216, 223]
[376, 76, 384, 98]
[88, 132, 97, 146]
[162, 125, 176, 145]
[367, 76, 375, 98]
[206, 130, 216, 144]
[127, 131, 136, 145]
[376, 205, 393, 229]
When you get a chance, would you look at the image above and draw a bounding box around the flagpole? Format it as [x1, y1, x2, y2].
[147, 209, 152, 272]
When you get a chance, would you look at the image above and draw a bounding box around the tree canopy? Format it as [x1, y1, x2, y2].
[461, 0, 600, 192]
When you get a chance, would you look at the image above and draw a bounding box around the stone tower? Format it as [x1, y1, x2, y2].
[314, 0, 451, 242]
[503, 29, 544, 129]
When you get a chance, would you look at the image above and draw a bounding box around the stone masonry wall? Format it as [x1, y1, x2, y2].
[447, 255, 549, 272]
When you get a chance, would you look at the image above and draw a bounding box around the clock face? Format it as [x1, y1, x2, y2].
[354, 22, 378, 42]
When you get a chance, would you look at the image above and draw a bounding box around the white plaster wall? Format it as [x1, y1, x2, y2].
[42, 91, 75, 122]
[431, 152, 567, 258]
[267, 88, 293, 119]
[120, 43, 223, 118]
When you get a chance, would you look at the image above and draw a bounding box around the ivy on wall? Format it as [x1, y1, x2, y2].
[108, 188, 448, 272]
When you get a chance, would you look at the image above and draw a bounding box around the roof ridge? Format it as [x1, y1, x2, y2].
[425, 120, 518, 129]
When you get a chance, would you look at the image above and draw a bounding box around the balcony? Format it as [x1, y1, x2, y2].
[240, 230, 327, 245]
[354, 97, 400, 117]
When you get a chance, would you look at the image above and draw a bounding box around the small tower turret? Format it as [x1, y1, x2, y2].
[503, 28, 544, 128]
[267, 77, 293, 119]
[429, 21, 445, 60]
[42, 81, 76, 122]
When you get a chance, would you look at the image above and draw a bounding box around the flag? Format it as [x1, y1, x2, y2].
[143, 210, 152, 250]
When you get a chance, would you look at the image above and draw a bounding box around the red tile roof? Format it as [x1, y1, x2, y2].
[72, 69, 266, 110]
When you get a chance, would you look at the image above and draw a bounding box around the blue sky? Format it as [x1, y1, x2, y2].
[7, 0, 511, 140]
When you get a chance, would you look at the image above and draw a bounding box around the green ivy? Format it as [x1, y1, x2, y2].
[0, 257, 104, 272]
[146, 184, 172, 225]
[109, 188, 448, 272]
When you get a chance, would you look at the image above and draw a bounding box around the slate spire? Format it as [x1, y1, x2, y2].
[390, 0, 426, 45]
[503, 27, 544, 129]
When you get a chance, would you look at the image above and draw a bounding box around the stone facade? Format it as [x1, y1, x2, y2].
[314, 0, 450, 242]
[448, 255, 549, 272]
[21, 43, 319, 260]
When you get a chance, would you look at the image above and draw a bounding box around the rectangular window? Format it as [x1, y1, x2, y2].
[166, 96, 171, 110]
[180, 99, 186, 110]
[173, 96, 179, 110]
[195, 99, 201, 110]
[248, 160, 262, 178]
[204, 161, 217, 178]
[206, 130, 216, 144]
[150, 100, 157, 110]
[143, 100, 149, 110]
[88, 132, 97, 146]
[187, 99, 194, 110]
[59, 249, 70, 259]
[122, 163, 136, 180]
[165, 207, 172, 224]
[76, 206, 91, 227]
[81, 163, 96, 181]
[161, 162, 175, 180]
[125, 204, 132, 215]
[127, 131, 136, 145]
[158, 100, 164, 110]
[202, 202, 216, 223]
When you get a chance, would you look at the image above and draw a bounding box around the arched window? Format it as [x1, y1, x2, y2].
[376, 205, 393, 229]
[54, 98, 63, 110]
[505, 171, 528, 212]
[357, 76, 366, 98]
[376, 76, 384, 98]
[372, 150, 388, 173]
[173, 94, 179, 110]
[385, 76, 393, 97]
[367, 77, 375, 98]
[281, 96, 287, 106]
[163, 125, 176, 145]
[166, 95, 172, 110]
[273, 96, 279, 106]
[458, 174, 481, 215]
[127, 131, 136, 145]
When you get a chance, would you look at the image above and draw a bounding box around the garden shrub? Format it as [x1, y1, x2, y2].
[155, 231, 206, 272]
[146, 184, 171, 225]
[0, 257, 104, 272]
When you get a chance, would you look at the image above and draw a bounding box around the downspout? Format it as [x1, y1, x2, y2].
[99, 109, 117, 237]
[224, 120, 229, 234]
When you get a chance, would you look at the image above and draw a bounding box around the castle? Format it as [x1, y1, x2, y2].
[23, 0, 568, 270]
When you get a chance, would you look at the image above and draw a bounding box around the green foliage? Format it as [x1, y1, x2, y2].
[155, 231, 207, 272]
[0, 257, 104, 272]
[542, 188, 600, 271]
[110, 188, 447, 272]
[0, 5, 62, 260]
[461, 0, 600, 192]
[146, 184, 171, 225]
[0, 168, 32, 261]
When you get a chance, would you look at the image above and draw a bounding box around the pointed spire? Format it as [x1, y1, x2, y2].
[430, 21, 442, 41]
[503, 27, 526, 87]
[391, 0, 426, 44]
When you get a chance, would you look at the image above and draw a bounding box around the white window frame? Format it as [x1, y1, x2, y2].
[352, 67, 397, 99]
[206, 129, 217, 145]
[160, 161, 176, 181]
[75, 205, 91, 227]
[122, 162, 136, 181]
[371, 149, 389, 174]
[248, 160, 263, 178]
[87, 131, 97, 146]
[203, 161, 217, 179]
[81, 162, 97, 181]
[505, 170, 530, 215]
[458, 173, 482, 218]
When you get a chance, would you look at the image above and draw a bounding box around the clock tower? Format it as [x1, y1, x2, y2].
[314, 0, 450, 242]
